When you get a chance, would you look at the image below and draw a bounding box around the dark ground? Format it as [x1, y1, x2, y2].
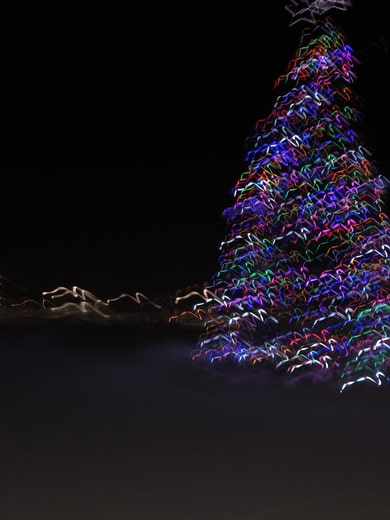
[1, 312, 390, 520]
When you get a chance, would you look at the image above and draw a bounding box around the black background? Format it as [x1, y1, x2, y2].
[0, 1, 389, 298]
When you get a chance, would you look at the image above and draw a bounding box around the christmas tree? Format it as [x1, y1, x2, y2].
[183, 1, 390, 391]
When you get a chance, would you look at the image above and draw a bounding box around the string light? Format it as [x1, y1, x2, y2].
[187, 16, 390, 392]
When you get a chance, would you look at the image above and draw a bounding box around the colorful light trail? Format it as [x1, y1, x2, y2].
[187, 15, 390, 392]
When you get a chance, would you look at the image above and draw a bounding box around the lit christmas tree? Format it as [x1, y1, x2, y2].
[184, 0, 390, 391]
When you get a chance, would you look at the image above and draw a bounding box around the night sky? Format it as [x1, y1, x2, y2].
[0, 1, 388, 297]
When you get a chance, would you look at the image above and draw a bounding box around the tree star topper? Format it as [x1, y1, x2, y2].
[285, 0, 352, 26]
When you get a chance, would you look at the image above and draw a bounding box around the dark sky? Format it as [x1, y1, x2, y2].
[0, 2, 388, 296]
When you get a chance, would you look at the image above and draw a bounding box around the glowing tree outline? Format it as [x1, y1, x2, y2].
[184, 11, 390, 392]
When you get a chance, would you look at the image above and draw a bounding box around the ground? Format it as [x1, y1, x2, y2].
[1, 305, 390, 519]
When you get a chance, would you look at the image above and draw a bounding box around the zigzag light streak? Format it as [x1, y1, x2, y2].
[190, 18, 390, 392]
[285, 0, 353, 26]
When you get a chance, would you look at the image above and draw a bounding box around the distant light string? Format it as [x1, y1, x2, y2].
[5, 284, 167, 321]
[181, 17, 390, 392]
